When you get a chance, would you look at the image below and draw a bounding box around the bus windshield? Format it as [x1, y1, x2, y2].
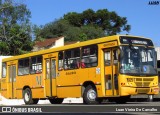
[120, 46, 157, 76]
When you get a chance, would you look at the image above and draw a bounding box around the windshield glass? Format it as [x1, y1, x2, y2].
[120, 46, 157, 76]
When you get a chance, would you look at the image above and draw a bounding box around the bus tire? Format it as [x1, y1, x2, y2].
[23, 88, 34, 105]
[83, 85, 100, 104]
[49, 98, 64, 104]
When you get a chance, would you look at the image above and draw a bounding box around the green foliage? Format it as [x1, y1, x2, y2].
[34, 8, 131, 42]
[78, 33, 87, 41]
[41, 20, 71, 39]
[64, 12, 83, 27]
[63, 9, 131, 35]
[0, 42, 9, 55]
[81, 26, 105, 40]
[64, 26, 82, 41]
[64, 25, 105, 41]
[32, 25, 44, 41]
[0, 0, 32, 55]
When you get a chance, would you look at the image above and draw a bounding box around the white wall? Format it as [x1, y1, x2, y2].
[51, 37, 64, 48]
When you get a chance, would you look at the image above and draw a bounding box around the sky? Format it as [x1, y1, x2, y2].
[23, 0, 160, 46]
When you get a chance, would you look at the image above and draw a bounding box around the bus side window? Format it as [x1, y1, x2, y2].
[2, 62, 6, 78]
[30, 56, 42, 74]
[90, 45, 98, 67]
[18, 58, 29, 75]
[81, 59, 86, 68]
[73, 48, 80, 69]
[58, 51, 63, 70]
[64, 50, 70, 70]
[82, 45, 98, 68]
[64, 48, 80, 70]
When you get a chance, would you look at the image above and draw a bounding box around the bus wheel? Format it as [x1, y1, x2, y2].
[49, 98, 64, 104]
[23, 88, 34, 105]
[83, 85, 100, 104]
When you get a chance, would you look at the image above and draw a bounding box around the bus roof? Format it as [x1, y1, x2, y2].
[2, 35, 151, 62]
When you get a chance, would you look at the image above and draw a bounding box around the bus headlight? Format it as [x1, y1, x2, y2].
[126, 82, 133, 86]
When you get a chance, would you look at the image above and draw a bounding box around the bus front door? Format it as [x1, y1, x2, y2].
[104, 48, 119, 96]
[8, 64, 16, 99]
[45, 58, 57, 97]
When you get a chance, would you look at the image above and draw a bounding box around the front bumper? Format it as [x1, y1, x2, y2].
[120, 86, 159, 96]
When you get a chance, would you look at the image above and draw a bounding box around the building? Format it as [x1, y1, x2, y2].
[32, 36, 64, 52]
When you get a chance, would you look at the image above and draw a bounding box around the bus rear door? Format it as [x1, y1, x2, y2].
[7, 61, 17, 99]
[44, 53, 57, 97]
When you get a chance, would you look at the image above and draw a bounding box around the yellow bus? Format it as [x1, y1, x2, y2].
[0, 35, 159, 104]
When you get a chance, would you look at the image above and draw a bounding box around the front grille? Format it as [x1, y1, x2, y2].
[137, 89, 150, 94]
[135, 82, 151, 87]
[134, 78, 154, 87]
[143, 78, 154, 81]
[135, 78, 142, 82]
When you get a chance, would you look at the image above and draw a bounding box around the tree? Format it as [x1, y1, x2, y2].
[38, 19, 71, 39]
[63, 12, 83, 27]
[34, 9, 131, 42]
[0, 0, 32, 55]
[64, 9, 131, 35]
[32, 24, 44, 41]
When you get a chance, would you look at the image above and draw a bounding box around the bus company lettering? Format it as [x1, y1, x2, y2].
[103, 42, 116, 47]
[48, 54, 53, 58]
[36, 76, 42, 85]
[10, 61, 14, 64]
[66, 71, 76, 75]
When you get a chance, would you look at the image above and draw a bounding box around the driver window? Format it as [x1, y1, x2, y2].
[148, 50, 153, 61]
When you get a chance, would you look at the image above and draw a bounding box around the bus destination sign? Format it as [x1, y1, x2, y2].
[120, 36, 154, 46]
[131, 40, 147, 45]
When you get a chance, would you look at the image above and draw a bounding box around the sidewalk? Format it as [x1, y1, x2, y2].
[0, 95, 83, 105]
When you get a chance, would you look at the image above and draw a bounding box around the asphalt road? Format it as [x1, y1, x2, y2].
[1, 101, 160, 115]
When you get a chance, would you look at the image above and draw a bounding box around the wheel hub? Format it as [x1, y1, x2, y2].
[25, 92, 30, 102]
[87, 89, 96, 100]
